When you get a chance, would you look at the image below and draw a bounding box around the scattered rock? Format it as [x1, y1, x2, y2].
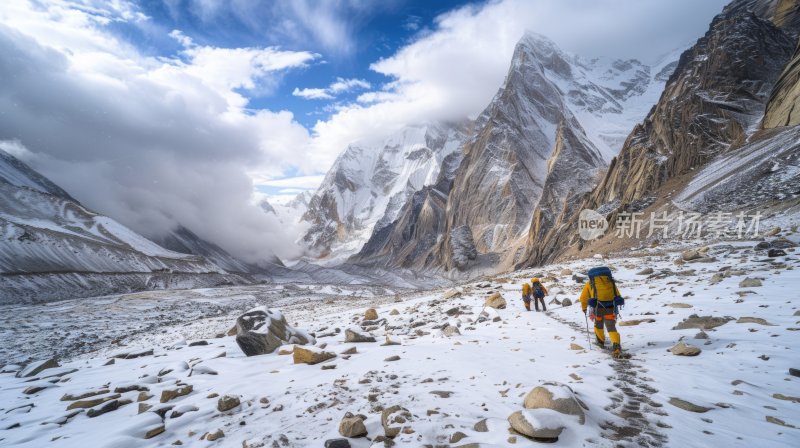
[206, 429, 224, 441]
[442, 289, 462, 300]
[561, 298, 572, 307]
[522, 384, 585, 424]
[382, 335, 401, 346]
[160, 385, 193, 403]
[768, 249, 787, 257]
[766, 416, 795, 428]
[619, 319, 656, 327]
[364, 308, 379, 321]
[67, 394, 121, 410]
[389, 309, 400, 316]
[217, 395, 240, 412]
[736, 317, 773, 326]
[324, 439, 351, 448]
[773, 393, 800, 403]
[709, 273, 723, 284]
[338, 412, 367, 438]
[450, 431, 468, 443]
[384, 355, 401, 362]
[381, 405, 412, 438]
[789, 368, 800, 378]
[572, 274, 586, 284]
[234, 307, 314, 357]
[695, 331, 709, 340]
[672, 315, 732, 330]
[442, 325, 461, 337]
[669, 342, 701, 356]
[344, 328, 376, 343]
[138, 403, 152, 414]
[682, 249, 703, 261]
[637, 268, 654, 275]
[293, 346, 336, 365]
[669, 397, 711, 413]
[508, 409, 565, 440]
[188, 340, 208, 347]
[765, 227, 781, 237]
[473, 418, 489, 432]
[16, 358, 59, 378]
[87, 399, 130, 418]
[560, 269, 573, 276]
[341, 346, 357, 355]
[569, 343, 584, 350]
[61, 389, 109, 401]
[484, 292, 507, 309]
[137, 392, 152, 402]
[669, 303, 693, 308]
[114, 384, 149, 394]
[738, 278, 762, 288]
[144, 424, 165, 439]
[430, 390, 453, 398]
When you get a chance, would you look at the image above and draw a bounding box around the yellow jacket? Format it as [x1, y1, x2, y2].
[522, 283, 531, 295]
[579, 276, 621, 311]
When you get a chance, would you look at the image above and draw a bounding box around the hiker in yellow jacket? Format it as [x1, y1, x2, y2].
[579, 267, 624, 357]
[521, 282, 532, 311]
[530, 278, 548, 312]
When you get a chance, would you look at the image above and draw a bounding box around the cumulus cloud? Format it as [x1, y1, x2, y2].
[0, 0, 315, 261]
[292, 77, 371, 100]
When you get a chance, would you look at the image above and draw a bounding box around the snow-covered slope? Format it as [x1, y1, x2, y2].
[2, 236, 798, 447]
[0, 149, 251, 303]
[301, 122, 472, 260]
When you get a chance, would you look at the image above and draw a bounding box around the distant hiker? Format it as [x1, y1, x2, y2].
[530, 277, 548, 312]
[521, 282, 532, 311]
[579, 267, 625, 357]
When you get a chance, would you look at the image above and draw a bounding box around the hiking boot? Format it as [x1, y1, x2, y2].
[611, 343, 622, 357]
[595, 337, 605, 348]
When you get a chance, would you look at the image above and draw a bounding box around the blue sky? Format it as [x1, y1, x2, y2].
[110, 0, 475, 129]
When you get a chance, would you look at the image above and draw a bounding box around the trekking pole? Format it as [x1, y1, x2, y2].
[585, 314, 592, 351]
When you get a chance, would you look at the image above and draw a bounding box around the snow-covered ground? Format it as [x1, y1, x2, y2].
[1, 236, 798, 447]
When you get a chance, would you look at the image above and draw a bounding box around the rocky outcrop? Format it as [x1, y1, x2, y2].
[522, 0, 800, 267]
[763, 37, 800, 127]
[234, 307, 314, 357]
[301, 122, 472, 259]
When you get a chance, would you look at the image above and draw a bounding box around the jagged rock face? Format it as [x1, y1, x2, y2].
[352, 152, 461, 269]
[522, 0, 800, 267]
[439, 34, 605, 270]
[590, 2, 795, 207]
[354, 33, 673, 272]
[301, 122, 471, 259]
[763, 38, 800, 127]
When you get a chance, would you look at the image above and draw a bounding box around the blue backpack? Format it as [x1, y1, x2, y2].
[532, 281, 545, 299]
[587, 266, 624, 311]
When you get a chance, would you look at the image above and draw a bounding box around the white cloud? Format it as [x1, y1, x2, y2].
[255, 175, 326, 190]
[293, 77, 371, 100]
[292, 87, 334, 100]
[0, 0, 316, 261]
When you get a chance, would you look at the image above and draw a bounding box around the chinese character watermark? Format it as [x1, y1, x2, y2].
[578, 209, 762, 241]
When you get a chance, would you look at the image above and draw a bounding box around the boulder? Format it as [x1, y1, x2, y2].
[636, 268, 654, 275]
[293, 346, 336, 365]
[344, 328, 376, 343]
[561, 298, 572, 307]
[669, 342, 701, 356]
[522, 384, 585, 424]
[364, 308, 379, 321]
[16, 358, 59, 378]
[442, 325, 461, 337]
[217, 395, 240, 412]
[768, 249, 787, 257]
[160, 385, 193, 403]
[381, 405, 412, 438]
[560, 269, 573, 276]
[739, 278, 762, 288]
[484, 292, 507, 309]
[709, 273, 724, 284]
[682, 249, 703, 261]
[234, 307, 314, 357]
[508, 409, 565, 440]
[338, 412, 367, 438]
[324, 439, 351, 448]
[765, 227, 781, 237]
[206, 429, 224, 441]
[389, 309, 400, 316]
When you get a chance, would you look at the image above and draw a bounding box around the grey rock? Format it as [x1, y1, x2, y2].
[234, 307, 313, 357]
[344, 328, 376, 343]
[669, 342, 701, 356]
[508, 410, 564, 440]
[669, 397, 712, 413]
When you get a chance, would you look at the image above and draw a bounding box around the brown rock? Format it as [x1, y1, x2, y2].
[381, 405, 412, 438]
[669, 342, 701, 356]
[508, 410, 564, 440]
[67, 394, 121, 410]
[217, 395, 240, 412]
[160, 385, 193, 403]
[293, 346, 336, 365]
[338, 412, 367, 438]
[484, 292, 507, 309]
[364, 308, 379, 321]
[206, 430, 224, 441]
[522, 384, 585, 424]
[144, 424, 165, 439]
[669, 397, 711, 413]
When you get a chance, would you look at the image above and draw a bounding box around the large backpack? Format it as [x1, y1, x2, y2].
[587, 266, 624, 311]
[532, 281, 545, 299]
